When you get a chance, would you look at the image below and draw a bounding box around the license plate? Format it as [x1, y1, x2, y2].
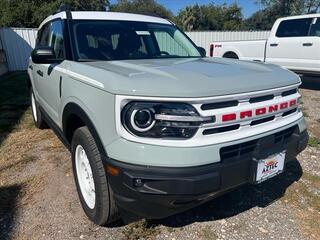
[255, 151, 286, 183]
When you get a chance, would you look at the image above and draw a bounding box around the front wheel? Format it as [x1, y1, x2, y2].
[71, 126, 119, 225]
[30, 88, 47, 129]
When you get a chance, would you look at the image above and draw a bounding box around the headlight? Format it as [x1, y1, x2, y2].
[121, 102, 214, 139]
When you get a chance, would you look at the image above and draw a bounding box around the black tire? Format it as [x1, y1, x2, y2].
[30, 88, 47, 129]
[71, 126, 119, 225]
[223, 52, 239, 59]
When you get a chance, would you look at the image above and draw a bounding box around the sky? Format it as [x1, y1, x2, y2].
[109, 0, 262, 18]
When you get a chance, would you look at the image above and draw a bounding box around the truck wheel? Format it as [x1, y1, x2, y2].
[71, 126, 119, 225]
[223, 52, 239, 59]
[30, 88, 47, 129]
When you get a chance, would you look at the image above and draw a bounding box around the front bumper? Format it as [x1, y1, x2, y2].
[106, 125, 308, 219]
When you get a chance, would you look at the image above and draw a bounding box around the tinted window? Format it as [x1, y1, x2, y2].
[36, 20, 65, 59]
[38, 24, 50, 46]
[49, 20, 65, 59]
[72, 20, 201, 61]
[276, 18, 312, 37]
[309, 18, 320, 36]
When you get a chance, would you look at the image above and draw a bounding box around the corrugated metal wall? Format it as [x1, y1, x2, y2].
[0, 28, 270, 71]
[186, 31, 270, 53]
[0, 28, 37, 71]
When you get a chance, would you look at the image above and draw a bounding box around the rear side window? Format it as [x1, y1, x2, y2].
[309, 18, 320, 37]
[276, 18, 313, 37]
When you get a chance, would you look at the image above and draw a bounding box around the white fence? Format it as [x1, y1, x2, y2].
[0, 28, 37, 71]
[186, 31, 270, 53]
[0, 28, 271, 71]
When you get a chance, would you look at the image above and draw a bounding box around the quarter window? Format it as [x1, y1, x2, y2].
[276, 18, 313, 37]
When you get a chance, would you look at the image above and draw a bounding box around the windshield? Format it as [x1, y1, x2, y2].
[72, 20, 201, 61]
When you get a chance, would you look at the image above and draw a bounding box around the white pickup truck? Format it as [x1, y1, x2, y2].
[211, 14, 320, 75]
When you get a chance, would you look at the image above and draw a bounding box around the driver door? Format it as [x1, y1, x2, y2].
[33, 19, 66, 125]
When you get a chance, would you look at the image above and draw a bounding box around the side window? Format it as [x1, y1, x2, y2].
[49, 20, 65, 59]
[38, 24, 50, 47]
[154, 31, 188, 56]
[276, 18, 313, 37]
[309, 18, 320, 37]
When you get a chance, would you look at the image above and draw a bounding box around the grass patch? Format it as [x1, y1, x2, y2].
[308, 137, 320, 148]
[122, 220, 161, 240]
[283, 176, 320, 239]
[0, 72, 29, 134]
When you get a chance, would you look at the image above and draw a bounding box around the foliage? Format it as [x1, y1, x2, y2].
[176, 3, 243, 31]
[244, 7, 281, 30]
[0, 0, 110, 28]
[110, 0, 173, 20]
[245, 0, 320, 30]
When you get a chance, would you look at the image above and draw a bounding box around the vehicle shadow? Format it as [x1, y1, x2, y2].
[150, 159, 302, 228]
[300, 75, 320, 90]
[0, 184, 22, 240]
[0, 72, 30, 146]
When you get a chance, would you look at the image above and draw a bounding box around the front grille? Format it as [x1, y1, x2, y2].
[250, 116, 275, 126]
[275, 126, 296, 143]
[249, 94, 274, 103]
[282, 89, 297, 97]
[282, 108, 297, 117]
[201, 100, 238, 110]
[220, 139, 258, 161]
[220, 126, 297, 161]
[203, 124, 240, 135]
[199, 86, 300, 136]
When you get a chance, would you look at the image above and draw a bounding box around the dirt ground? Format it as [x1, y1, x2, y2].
[0, 72, 319, 240]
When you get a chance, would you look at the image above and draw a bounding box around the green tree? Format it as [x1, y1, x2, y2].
[0, 0, 110, 28]
[244, 7, 280, 30]
[110, 0, 173, 20]
[177, 3, 243, 31]
[246, 0, 320, 30]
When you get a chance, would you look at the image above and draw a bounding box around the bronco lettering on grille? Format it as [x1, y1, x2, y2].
[222, 99, 297, 122]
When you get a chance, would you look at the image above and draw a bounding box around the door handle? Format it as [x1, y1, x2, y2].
[303, 43, 313, 46]
[37, 70, 43, 77]
[270, 43, 278, 47]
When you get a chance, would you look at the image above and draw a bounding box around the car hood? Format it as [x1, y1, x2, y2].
[69, 58, 301, 98]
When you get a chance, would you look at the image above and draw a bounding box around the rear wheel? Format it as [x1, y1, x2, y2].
[223, 52, 239, 59]
[71, 126, 119, 225]
[30, 88, 47, 129]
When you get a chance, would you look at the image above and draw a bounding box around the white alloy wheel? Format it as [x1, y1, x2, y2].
[75, 145, 96, 209]
[31, 91, 37, 122]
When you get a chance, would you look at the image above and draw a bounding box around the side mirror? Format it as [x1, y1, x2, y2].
[31, 47, 57, 64]
[197, 46, 206, 57]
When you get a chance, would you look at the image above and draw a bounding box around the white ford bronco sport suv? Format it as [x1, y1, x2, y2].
[28, 10, 309, 225]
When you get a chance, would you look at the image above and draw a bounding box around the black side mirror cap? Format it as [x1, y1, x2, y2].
[31, 47, 58, 64]
[197, 46, 206, 57]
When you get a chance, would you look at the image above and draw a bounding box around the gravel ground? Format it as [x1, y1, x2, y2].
[0, 73, 319, 240]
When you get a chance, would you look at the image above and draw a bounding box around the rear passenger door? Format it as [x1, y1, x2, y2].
[266, 17, 313, 70]
[34, 19, 66, 125]
[298, 17, 320, 72]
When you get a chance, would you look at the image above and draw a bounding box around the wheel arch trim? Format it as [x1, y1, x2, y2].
[62, 102, 108, 158]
